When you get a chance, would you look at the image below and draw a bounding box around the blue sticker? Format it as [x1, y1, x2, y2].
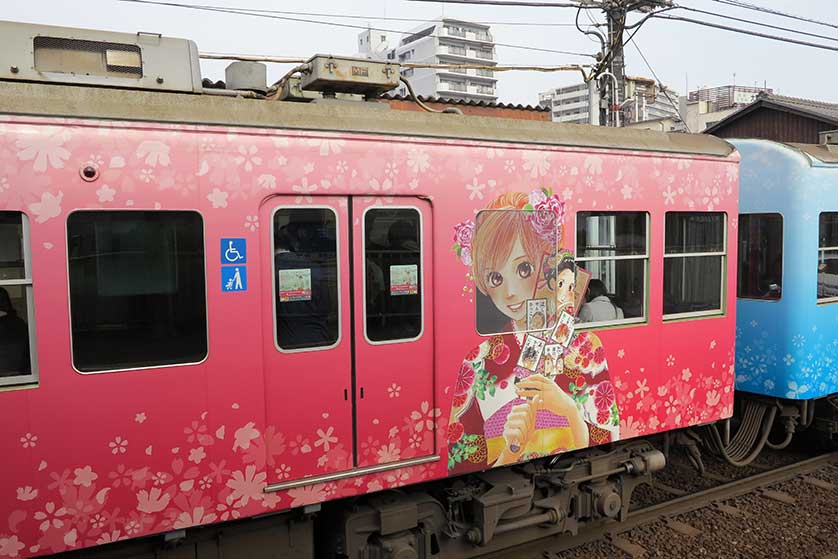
[222, 266, 247, 292]
[221, 238, 247, 264]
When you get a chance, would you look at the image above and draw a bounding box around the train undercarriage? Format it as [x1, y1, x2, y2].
[55, 397, 838, 559]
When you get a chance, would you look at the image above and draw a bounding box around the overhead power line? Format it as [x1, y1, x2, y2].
[707, 0, 838, 31]
[653, 14, 838, 52]
[627, 38, 690, 133]
[408, 0, 598, 7]
[200, 52, 590, 75]
[118, 0, 595, 58]
[182, 6, 580, 26]
[677, 5, 838, 43]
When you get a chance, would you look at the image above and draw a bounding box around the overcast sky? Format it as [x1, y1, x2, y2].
[4, 0, 836, 105]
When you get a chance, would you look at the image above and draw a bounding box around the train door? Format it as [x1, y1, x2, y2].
[352, 197, 435, 466]
[262, 195, 434, 483]
[261, 196, 354, 481]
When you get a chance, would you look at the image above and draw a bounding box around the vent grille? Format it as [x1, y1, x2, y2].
[34, 36, 143, 78]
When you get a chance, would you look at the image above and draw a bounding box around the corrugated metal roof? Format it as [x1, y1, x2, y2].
[706, 92, 838, 134]
[760, 93, 838, 122]
[201, 79, 548, 112]
[380, 92, 548, 112]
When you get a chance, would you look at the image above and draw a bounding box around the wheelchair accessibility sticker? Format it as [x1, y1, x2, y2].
[222, 266, 247, 292]
[221, 238, 247, 264]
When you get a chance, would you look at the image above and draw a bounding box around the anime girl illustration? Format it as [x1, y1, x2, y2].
[447, 189, 620, 473]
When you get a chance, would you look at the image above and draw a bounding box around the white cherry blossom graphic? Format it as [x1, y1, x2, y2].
[96, 184, 116, 203]
[207, 188, 229, 208]
[136, 141, 171, 167]
[16, 128, 71, 172]
[28, 191, 63, 224]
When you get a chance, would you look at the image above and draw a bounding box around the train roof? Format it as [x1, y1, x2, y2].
[786, 143, 838, 165]
[0, 80, 734, 158]
[732, 138, 838, 166]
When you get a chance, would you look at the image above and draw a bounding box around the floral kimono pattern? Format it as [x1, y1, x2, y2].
[448, 331, 619, 472]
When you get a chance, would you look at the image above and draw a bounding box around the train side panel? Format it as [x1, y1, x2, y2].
[0, 116, 738, 557]
[735, 139, 838, 400]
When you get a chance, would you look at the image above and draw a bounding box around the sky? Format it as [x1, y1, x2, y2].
[3, 0, 836, 105]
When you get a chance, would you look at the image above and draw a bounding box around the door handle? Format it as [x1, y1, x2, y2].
[344, 389, 348, 401]
[360, 387, 365, 399]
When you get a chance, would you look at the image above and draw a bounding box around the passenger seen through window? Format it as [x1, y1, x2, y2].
[576, 212, 647, 325]
[275, 208, 339, 350]
[0, 286, 29, 375]
[578, 279, 624, 323]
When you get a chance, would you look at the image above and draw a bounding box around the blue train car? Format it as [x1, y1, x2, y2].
[733, 139, 838, 402]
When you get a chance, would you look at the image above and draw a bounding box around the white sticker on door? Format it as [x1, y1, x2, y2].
[278, 268, 312, 302]
[390, 264, 419, 296]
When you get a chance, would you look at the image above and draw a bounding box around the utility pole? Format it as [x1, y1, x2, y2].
[605, 2, 626, 127]
[590, 0, 672, 126]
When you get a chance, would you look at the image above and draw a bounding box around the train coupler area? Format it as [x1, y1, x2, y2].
[320, 442, 663, 559]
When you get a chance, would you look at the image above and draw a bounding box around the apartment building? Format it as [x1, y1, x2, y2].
[357, 19, 498, 103]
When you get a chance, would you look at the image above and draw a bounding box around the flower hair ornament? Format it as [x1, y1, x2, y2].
[452, 187, 565, 267]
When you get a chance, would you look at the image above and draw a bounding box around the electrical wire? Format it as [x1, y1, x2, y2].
[707, 0, 838, 31]
[652, 14, 838, 53]
[627, 37, 691, 132]
[200, 52, 590, 76]
[576, 6, 607, 51]
[400, 76, 464, 114]
[118, 0, 595, 58]
[174, 5, 581, 26]
[677, 5, 838, 43]
[408, 0, 599, 7]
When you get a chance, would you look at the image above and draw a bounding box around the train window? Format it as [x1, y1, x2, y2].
[818, 213, 838, 303]
[274, 208, 340, 350]
[575, 212, 648, 327]
[663, 212, 726, 318]
[365, 208, 422, 342]
[67, 211, 207, 372]
[738, 214, 783, 300]
[0, 212, 37, 387]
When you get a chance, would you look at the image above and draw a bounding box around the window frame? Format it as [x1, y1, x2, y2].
[272, 205, 343, 354]
[736, 212, 784, 302]
[574, 211, 650, 330]
[67, 209, 209, 375]
[0, 212, 38, 387]
[818, 211, 838, 305]
[662, 211, 728, 321]
[362, 205, 425, 346]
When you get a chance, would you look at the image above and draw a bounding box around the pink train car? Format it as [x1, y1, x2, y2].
[0, 57, 738, 559]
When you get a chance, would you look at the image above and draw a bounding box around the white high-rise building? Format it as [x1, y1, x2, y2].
[357, 19, 498, 103]
[538, 83, 590, 124]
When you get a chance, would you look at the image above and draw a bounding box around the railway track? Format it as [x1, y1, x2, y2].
[484, 451, 838, 559]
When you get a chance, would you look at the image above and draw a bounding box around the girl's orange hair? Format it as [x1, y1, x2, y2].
[472, 192, 550, 294]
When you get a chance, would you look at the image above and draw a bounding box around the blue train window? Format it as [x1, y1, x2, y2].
[818, 213, 838, 302]
[663, 212, 726, 318]
[738, 214, 782, 300]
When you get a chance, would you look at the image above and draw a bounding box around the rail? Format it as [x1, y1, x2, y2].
[484, 451, 838, 559]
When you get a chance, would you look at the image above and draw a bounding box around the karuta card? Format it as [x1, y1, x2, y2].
[572, 266, 592, 317]
[526, 298, 547, 332]
[542, 344, 564, 378]
[516, 334, 546, 372]
[551, 310, 576, 348]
